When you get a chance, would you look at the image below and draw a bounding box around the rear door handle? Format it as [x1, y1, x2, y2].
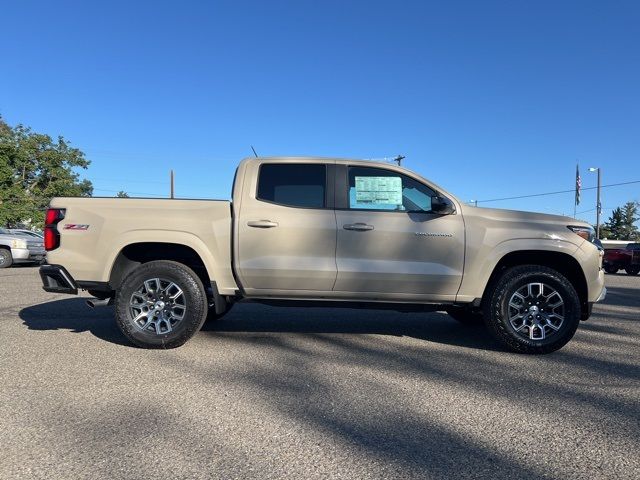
[247, 220, 279, 228]
[343, 223, 374, 231]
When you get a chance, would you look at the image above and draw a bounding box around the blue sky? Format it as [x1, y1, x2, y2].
[1, 0, 639, 224]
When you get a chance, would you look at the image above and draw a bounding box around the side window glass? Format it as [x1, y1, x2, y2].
[348, 167, 436, 212]
[257, 164, 326, 208]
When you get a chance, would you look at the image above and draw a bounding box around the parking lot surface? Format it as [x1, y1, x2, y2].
[1, 266, 638, 479]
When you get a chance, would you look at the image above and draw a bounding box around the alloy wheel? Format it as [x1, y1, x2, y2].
[128, 278, 186, 335]
[507, 282, 565, 341]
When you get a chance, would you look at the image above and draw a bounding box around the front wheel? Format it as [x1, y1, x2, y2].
[483, 265, 581, 354]
[115, 260, 208, 348]
[604, 264, 618, 274]
[0, 249, 13, 268]
[625, 265, 640, 275]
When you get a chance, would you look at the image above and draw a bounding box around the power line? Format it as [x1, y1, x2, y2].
[475, 180, 640, 204]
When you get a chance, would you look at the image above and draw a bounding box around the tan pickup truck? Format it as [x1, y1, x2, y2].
[40, 157, 606, 353]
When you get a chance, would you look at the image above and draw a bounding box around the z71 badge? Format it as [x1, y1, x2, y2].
[63, 224, 90, 230]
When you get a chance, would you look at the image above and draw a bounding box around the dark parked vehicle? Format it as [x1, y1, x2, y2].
[603, 243, 640, 275]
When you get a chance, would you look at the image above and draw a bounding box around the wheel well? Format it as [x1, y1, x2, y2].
[109, 242, 210, 291]
[484, 250, 589, 319]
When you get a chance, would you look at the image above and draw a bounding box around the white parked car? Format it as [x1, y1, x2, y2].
[0, 228, 46, 268]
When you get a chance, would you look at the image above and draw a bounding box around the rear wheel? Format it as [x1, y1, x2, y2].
[115, 260, 208, 349]
[445, 306, 484, 324]
[625, 265, 640, 275]
[483, 265, 581, 354]
[0, 249, 13, 269]
[604, 264, 618, 274]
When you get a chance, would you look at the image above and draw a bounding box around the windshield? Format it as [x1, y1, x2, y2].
[14, 230, 41, 237]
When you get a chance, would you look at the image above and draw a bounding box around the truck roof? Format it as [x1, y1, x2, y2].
[241, 156, 400, 166]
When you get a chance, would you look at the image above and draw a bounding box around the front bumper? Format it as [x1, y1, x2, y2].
[40, 264, 78, 294]
[11, 247, 45, 263]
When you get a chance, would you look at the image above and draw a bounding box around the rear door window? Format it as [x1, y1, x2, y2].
[257, 164, 326, 208]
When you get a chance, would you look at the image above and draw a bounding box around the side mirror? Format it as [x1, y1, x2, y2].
[431, 196, 456, 215]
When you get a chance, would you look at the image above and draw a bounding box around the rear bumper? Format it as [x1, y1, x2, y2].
[40, 264, 78, 295]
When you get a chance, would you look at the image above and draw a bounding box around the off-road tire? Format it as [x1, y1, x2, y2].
[483, 265, 581, 354]
[604, 264, 618, 274]
[0, 248, 13, 269]
[445, 306, 484, 324]
[115, 260, 208, 349]
[625, 266, 640, 275]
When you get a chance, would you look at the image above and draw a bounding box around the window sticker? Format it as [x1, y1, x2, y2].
[355, 176, 403, 206]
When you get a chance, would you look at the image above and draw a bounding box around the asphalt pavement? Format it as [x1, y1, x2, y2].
[1, 266, 638, 479]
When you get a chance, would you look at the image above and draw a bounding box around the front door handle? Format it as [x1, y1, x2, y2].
[343, 223, 374, 231]
[247, 220, 279, 228]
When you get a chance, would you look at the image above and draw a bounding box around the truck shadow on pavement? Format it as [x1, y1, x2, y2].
[20, 284, 637, 351]
[19, 298, 503, 351]
[203, 305, 505, 351]
[19, 298, 129, 346]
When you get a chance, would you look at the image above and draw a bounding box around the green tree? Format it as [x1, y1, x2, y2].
[603, 207, 625, 240]
[599, 224, 612, 240]
[0, 117, 92, 228]
[603, 202, 640, 240]
[116, 191, 129, 198]
[620, 201, 639, 240]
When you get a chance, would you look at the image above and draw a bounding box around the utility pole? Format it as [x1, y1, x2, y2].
[596, 168, 601, 239]
[393, 155, 405, 166]
[170, 170, 175, 199]
[589, 167, 602, 239]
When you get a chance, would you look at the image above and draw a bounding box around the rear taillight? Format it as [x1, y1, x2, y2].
[44, 208, 66, 251]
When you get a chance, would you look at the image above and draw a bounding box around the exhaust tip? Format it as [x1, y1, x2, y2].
[86, 297, 111, 308]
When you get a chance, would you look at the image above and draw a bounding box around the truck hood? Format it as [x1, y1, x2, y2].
[460, 205, 591, 247]
[465, 206, 587, 227]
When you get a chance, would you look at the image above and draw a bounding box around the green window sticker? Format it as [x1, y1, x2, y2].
[355, 176, 403, 206]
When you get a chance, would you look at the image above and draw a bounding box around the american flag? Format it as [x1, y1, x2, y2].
[575, 164, 581, 206]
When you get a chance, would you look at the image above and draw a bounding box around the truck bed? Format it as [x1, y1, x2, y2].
[46, 197, 238, 294]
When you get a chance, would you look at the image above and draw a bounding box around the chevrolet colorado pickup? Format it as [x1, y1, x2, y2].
[40, 157, 606, 353]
